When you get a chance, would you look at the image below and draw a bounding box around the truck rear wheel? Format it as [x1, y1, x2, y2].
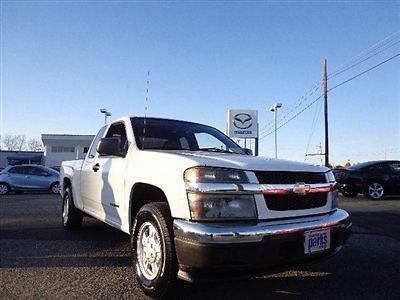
[62, 187, 83, 230]
[131, 202, 177, 298]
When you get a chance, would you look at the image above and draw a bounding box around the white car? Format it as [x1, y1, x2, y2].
[60, 116, 351, 298]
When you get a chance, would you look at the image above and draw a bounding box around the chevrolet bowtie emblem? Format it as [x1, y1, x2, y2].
[293, 182, 311, 195]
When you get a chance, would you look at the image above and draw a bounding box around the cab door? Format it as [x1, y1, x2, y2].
[95, 122, 130, 227]
[80, 126, 108, 218]
[25, 166, 52, 189]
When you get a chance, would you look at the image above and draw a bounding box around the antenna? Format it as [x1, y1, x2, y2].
[142, 71, 150, 149]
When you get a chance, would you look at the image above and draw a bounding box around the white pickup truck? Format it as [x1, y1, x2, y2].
[60, 116, 351, 298]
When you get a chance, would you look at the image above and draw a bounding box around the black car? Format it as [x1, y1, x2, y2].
[335, 160, 400, 200]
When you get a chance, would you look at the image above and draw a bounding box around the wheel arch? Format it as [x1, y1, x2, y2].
[365, 177, 386, 186]
[129, 182, 169, 233]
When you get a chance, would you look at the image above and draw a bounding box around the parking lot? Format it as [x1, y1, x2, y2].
[1, 193, 399, 299]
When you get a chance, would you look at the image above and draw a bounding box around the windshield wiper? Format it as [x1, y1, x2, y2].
[198, 147, 234, 154]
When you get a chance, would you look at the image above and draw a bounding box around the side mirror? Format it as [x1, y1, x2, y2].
[97, 137, 126, 157]
[244, 148, 253, 156]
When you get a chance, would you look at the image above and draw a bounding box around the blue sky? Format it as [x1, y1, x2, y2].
[1, 1, 399, 165]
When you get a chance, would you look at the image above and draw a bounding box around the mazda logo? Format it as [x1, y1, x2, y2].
[233, 113, 253, 129]
[293, 182, 311, 195]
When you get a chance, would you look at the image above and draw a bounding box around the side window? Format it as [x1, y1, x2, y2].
[105, 122, 128, 153]
[87, 126, 107, 159]
[389, 163, 400, 172]
[31, 167, 49, 176]
[9, 167, 24, 174]
[368, 164, 387, 172]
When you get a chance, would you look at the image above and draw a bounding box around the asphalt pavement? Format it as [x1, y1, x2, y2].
[1, 193, 399, 299]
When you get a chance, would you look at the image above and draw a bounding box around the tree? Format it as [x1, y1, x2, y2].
[27, 138, 43, 151]
[2, 134, 27, 151]
[15, 135, 26, 151]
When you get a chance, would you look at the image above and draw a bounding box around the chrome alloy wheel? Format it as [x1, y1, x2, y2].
[0, 183, 8, 195]
[368, 183, 384, 199]
[52, 183, 61, 194]
[137, 221, 163, 281]
[63, 195, 69, 224]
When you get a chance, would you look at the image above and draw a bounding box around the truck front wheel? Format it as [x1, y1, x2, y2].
[62, 187, 83, 230]
[131, 202, 178, 298]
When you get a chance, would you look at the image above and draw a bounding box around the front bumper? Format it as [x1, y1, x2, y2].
[173, 209, 352, 282]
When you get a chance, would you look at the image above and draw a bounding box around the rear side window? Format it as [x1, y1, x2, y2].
[27, 167, 49, 176]
[389, 163, 400, 172]
[87, 126, 107, 159]
[365, 164, 386, 172]
[8, 167, 25, 174]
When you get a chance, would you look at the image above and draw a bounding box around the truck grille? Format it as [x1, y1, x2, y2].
[254, 171, 327, 184]
[264, 192, 328, 211]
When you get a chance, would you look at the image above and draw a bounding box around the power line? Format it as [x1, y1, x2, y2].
[329, 53, 400, 92]
[260, 52, 400, 140]
[260, 82, 322, 134]
[328, 39, 400, 79]
[328, 30, 400, 78]
[260, 94, 324, 140]
[304, 99, 323, 160]
[260, 32, 400, 137]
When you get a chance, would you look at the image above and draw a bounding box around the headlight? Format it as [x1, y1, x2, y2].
[187, 193, 257, 221]
[184, 167, 249, 183]
[326, 171, 336, 183]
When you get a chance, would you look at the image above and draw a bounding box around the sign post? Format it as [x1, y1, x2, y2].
[227, 109, 259, 155]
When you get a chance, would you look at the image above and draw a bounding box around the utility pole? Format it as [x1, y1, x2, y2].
[323, 59, 329, 167]
[255, 123, 259, 156]
[305, 142, 325, 166]
[269, 103, 282, 159]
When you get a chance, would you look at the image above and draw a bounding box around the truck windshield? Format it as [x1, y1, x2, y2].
[131, 118, 246, 155]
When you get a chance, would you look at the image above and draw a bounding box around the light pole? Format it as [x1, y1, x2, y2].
[100, 108, 112, 124]
[269, 103, 282, 159]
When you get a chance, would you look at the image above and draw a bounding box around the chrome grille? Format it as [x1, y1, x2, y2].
[264, 192, 328, 211]
[254, 171, 327, 184]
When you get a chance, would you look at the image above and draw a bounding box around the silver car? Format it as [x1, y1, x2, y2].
[0, 165, 60, 195]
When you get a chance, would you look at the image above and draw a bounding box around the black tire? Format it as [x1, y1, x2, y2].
[131, 202, 178, 299]
[62, 187, 83, 230]
[341, 190, 357, 198]
[0, 182, 10, 195]
[50, 182, 61, 194]
[364, 181, 385, 200]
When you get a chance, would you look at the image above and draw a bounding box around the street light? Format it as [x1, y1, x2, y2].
[100, 108, 112, 124]
[269, 103, 282, 159]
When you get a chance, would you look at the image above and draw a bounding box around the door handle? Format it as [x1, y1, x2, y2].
[92, 163, 100, 172]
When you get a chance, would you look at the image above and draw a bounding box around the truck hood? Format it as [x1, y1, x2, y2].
[146, 150, 329, 172]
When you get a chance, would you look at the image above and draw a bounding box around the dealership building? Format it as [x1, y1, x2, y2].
[0, 134, 95, 169]
[41, 134, 95, 167]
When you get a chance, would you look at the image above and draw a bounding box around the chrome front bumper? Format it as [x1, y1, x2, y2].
[174, 208, 351, 244]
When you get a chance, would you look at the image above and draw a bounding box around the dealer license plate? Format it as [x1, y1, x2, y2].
[304, 228, 331, 254]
